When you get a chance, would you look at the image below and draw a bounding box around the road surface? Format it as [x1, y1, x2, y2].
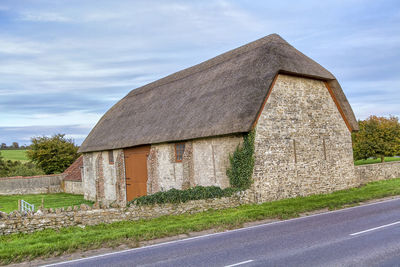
[46, 198, 400, 267]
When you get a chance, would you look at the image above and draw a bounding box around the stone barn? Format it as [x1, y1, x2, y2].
[78, 34, 359, 206]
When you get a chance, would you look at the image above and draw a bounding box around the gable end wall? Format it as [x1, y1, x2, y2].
[252, 74, 359, 202]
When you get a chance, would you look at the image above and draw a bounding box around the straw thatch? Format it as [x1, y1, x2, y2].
[79, 34, 358, 153]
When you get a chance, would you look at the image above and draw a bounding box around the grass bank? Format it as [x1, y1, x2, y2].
[0, 150, 28, 162]
[0, 193, 93, 213]
[354, 156, 400, 166]
[1, 178, 400, 264]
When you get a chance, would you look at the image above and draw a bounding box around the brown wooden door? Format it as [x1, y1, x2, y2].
[124, 146, 150, 202]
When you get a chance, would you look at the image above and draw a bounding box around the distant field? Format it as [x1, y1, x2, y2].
[0, 150, 28, 162]
[354, 156, 400, 166]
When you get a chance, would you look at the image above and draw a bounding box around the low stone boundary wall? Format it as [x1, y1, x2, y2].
[0, 174, 65, 195]
[355, 161, 400, 184]
[63, 181, 83, 195]
[0, 191, 252, 235]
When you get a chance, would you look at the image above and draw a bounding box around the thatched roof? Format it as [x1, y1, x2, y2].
[79, 34, 358, 153]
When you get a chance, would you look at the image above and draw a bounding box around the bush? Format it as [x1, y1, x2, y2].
[226, 130, 255, 189]
[27, 134, 80, 174]
[6, 162, 44, 177]
[129, 186, 238, 206]
[352, 116, 400, 162]
[0, 152, 44, 177]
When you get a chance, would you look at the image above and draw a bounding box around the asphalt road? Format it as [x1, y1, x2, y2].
[46, 198, 400, 267]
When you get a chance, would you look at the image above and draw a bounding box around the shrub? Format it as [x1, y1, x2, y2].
[129, 186, 238, 206]
[7, 162, 44, 177]
[0, 152, 44, 177]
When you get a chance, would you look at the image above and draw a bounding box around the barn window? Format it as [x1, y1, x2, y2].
[175, 143, 185, 162]
[108, 151, 114, 164]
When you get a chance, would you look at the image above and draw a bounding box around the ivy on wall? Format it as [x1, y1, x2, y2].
[129, 130, 255, 206]
[226, 130, 255, 189]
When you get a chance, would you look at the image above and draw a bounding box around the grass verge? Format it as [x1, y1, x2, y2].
[0, 150, 28, 162]
[1, 178, 400, 264]
[354, 156, 400, 166]
[0, 193, 93, 213]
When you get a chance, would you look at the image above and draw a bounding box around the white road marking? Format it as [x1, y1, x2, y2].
[350, 220, 400, 236]
[42, 197, 400, 266]
[225, 259, 254, 267]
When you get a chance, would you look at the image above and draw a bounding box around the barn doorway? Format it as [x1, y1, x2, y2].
[124, 145, 150, 202]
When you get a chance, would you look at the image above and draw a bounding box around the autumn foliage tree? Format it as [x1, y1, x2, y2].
[352, 116, 400, 162]
[27, 134, 80, 174]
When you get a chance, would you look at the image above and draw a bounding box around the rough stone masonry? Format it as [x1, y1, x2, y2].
[251, 75, 359, 202]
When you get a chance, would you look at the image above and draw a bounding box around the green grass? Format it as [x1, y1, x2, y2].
[0, 193, 93, 213]
[354, 156, 400, 166]
[0, 150, 29, 162]
[1, 178, 400, 264]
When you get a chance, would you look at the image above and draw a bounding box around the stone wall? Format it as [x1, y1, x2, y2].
[251, 74, 359, 202]
[0, 191, 252, 235]
[63, 181, 83, 195]
[355, 161, 400, 184]
[147, 135, 242, 194]
[82, 149, 126, 206]
[0, 174, 64, 195]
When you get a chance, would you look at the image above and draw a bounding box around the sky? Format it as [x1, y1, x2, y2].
[0, 0, 399, 146]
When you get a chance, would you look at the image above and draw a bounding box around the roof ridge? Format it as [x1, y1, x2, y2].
[127, 34, 286, 98]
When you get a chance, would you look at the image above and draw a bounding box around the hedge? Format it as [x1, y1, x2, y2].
[129, 186, 238, 206]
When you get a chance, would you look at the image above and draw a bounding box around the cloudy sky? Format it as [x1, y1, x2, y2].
[0, 0, 399, 146]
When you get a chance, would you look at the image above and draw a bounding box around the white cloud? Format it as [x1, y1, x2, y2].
[0, 38, 42, 54]
[1, 110, 101, 127]
[19, 12, 71, 22]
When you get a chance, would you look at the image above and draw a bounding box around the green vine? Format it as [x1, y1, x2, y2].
[226, 130, 255, 189]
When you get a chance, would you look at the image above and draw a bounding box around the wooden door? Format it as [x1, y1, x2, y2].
[124, 146, 150, 202]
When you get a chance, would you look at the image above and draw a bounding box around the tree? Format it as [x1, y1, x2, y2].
[12, 142, 19, 149]
[27, 134, 80, 174]
[352, 116, 400, 162]
[1, 143, 6, 149]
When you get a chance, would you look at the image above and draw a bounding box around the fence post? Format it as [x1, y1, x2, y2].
[41, 197, 44, 209]
[18, 199, 21, 212]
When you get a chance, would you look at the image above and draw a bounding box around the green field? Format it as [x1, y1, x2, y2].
[0, 150, 29, 162]
[0, 193, 93, 213]
[1, 178, 400, 264]
[354, 156, 400, 166]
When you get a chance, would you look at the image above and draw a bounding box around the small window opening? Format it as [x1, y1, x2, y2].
[175, 143, 185, 162]
[323, 139, 327, 160]
[108, 150, 114, 164]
